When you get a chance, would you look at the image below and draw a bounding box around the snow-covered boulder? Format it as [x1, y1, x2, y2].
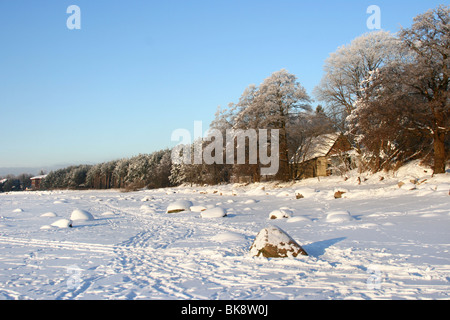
[276, 191, 291, 197]
[295, 188, 317, 199]
[70, 209, 95, 221]
[287, 216, 311, 223]
[140, 205, 155, 214]
[51, 218, 73, 228]
[166, 200, 193, 213]
[326, 210, 353, 223]
[249, 226, 308, 258]
[200, 207, 227, 218]
[398, 178, 417, 190]
[40, 212, 58, 218]
[398, 182, 416, 190]
[190, 205, 207, 212]
[269, 209, 292, 220]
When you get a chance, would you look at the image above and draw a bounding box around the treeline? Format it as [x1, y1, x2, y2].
[0, 174, 33, 192]
[7, 6, 448, 192]
[41, 149, 172, 191]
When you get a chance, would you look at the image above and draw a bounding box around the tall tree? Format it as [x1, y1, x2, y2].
[348, 5, 449, 174]
[397, 5, 449, 174]
[235, 69, 311, 181]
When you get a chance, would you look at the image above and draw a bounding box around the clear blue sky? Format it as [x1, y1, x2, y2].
[0, 0, 445, 169]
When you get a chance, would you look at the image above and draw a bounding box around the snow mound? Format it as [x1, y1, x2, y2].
[140, 205, 155, 213]
[275, 191, 291, 197]
[50, 218, 73, 228]
[245, 185, 266, 196]
[287, 216, 311, 223]
[249, 226, 308, 258]
[269, 209, 292, 220]
[326, 210, 354, 223]
[70, 209, 95, 221]
[398, 179, 417, 190]
[13, 208, 23, 213]
[243, 199, 257, 204]
[200, 207, 227, 218]
[40, 212, 58, 218]
[211, 232, 245, 242]
[190, 205, 207, 212]
[166, 200, 193, 213]
[295, 188, 317, 199]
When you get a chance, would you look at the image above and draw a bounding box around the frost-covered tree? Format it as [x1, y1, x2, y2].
[397, 5, 449, 174]
[347, 67, 430, 172]
[314, 31, 402, 130]
[348, 5, 449, 174]
[235, 69, 311, 181]
[112, 158, 130, 189]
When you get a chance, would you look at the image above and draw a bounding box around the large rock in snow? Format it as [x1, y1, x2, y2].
[269, 209, 292, 220]
[50, 218, 73, 228]
[200, 207, 227, 218]
[326, 210, 353, 223]
[249, 226, 308, 258]
[166, 200, 193, 213]
[70, 209, 95, 221]
[295, 188, 317, 199]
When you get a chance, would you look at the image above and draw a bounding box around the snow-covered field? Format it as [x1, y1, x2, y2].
[0, 162, 449, 300]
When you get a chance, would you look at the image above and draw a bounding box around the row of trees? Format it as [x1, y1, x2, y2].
[40, 149, 173, 191]
[4, 6, 446, 192]
[0, 174, 33, 192]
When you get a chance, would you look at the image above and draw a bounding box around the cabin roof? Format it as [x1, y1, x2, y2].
[294, 133, 342, 163]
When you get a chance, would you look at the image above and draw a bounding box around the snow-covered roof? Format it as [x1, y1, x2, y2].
[294, 133, 341, 163]
[30, 175, 47, 180]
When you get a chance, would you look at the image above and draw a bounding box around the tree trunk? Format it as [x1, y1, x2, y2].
[433, 130, 446, 174]
[276, 128, 290, 181]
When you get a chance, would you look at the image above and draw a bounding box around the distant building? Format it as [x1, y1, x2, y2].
[30, 175, 47, 190]
[292, 133, 353, 180]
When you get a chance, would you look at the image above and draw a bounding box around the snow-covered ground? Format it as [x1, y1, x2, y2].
[0, 161, 449, 300]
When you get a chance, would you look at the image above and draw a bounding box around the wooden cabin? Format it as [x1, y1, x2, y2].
[292, 133, 352, 180]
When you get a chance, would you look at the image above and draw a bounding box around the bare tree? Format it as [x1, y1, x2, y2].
[314, 31, 402, 131]
[235, 69, 312, 181]
[397, 5, 449, 174]
[348, 5, 449, 174]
